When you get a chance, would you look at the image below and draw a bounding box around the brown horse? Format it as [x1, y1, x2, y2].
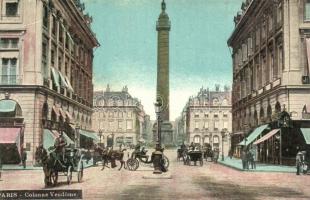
[35, 146, 56, 187]
[95, 146, 127, 170]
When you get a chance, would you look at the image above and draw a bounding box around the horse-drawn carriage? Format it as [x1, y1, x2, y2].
[36, 146, 84, 187]
[183, 150, 203, 166]
[126, 149, 169, 171]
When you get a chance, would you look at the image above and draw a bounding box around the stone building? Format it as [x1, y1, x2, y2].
[92, 85, 150, 148]
[228, 0, 310, 164]
[0, 0, 99, 165]
[178, 86, 232, 156]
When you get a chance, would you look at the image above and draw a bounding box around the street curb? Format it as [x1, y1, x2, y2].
[217, 161, 295, 173]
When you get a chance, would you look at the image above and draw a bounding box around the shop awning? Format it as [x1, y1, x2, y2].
[65, 76, 74, 92]
[43, 129, 56, 150]
[253, 129, 280, 145]
[52, 105, 60, 116]
[0, 99, 17, 113]
[66, 111, 73, 122]
[0, 127, 20, 143]
[80, 130, 99, 141]
[51, 130, 75, 145]
[300, 128, 310, 145]
[51, 67, 60, 88]
[238, 124, 269, 146]
[58, 71, 69, 88]
[58, 108, 66, 119]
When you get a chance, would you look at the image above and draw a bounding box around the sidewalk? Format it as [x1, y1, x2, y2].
[218, 157, 296, 173]
[1, 158, 94, 171]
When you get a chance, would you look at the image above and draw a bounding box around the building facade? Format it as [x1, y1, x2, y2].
[92, 85, 150, 148]
[228, 0, 310, 164]
[0, 0, 99, 165]
[178, 86, 232, 156]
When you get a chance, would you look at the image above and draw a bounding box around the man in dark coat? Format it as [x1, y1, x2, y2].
[21, 149, 27, 169]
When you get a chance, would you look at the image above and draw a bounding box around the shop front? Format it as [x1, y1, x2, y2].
[0, 97, 25, 164]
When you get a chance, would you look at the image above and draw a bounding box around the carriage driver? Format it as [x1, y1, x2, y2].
[54, 132, 67, 162]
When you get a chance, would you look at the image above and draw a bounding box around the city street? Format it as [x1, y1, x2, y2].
[1, 149, 310, 200]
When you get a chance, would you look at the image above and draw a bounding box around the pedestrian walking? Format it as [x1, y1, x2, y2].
[296, 151, 302, 175]
[249, 151, 256, 169]
[241, 150, 247, 170]
[21, 149, 27, 169]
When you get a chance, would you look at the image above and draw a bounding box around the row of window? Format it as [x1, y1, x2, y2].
[193, 113, 229, 118]
[233, 3, 283, 72]
[96, 110, 133, 118]
[98, 120, 134, 131]
[194, 121, 229, 130]
[193, 135, 220, 144]
[42, 4, 92, 69]
[233, 39, 283, 103]
[0, 38, 19, 49]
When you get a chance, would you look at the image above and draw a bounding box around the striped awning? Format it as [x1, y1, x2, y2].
[300, 128, 310, 145]
[238, 124, 269, 146]
[80, 130, 99, 141]
[253, 129, 280, 145]
[51, 67, 60, 88]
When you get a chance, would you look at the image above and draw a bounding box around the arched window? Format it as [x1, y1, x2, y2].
[259, 107, 264, 119]
[267, 104, 272, 121]
[275, 102, 281, 113]
[42, 102, 49, 120]
[193, 135, 201, 144]
[253, 110, 258, 126]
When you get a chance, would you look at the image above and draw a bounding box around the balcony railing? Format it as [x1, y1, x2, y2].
[0, 75, 22, 85]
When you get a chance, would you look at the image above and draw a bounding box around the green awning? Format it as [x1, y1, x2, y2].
[58, 71, 69, 88]
[43, 129, 56, 150]
[238, 124, 269, 146]
[64, 76, 74, 92]
[80, 130, 99, 141]
[43, 129, 75, 151]
[51, 67, 60, 88]
[0, 99, 16, 112]
[300, 128, 310, 145]
[62, 131, 75, 145]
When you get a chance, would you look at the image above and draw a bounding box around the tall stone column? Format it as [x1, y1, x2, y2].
[156, 0, 171, 121]
[153, 0, 173, 145]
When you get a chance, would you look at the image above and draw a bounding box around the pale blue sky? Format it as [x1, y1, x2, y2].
[85, 0, 242, 120]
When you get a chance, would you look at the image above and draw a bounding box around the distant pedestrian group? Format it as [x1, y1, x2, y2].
[241, 149, 256, 170]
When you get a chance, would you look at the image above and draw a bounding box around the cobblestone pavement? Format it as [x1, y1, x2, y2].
[1, 149, 310, 200]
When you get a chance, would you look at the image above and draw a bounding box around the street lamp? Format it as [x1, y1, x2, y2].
[98, 129, 103, 147]
[221, 129, 227, 161]
[277, 110, 290, 165]
[75, 123, 80, 148]
[153, 98, 163, 174]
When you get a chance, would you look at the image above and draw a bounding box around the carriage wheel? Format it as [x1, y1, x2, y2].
[163, 155, 170, 169]
[67, 166, 72, 185]
[50, 171, 58, 186]
[78, 162, 84, 183]
[200, 158, 203, 166]
[127, 158, 139, 171]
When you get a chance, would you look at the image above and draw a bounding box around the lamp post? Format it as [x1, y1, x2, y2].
[75, 123, 80, 148]
[221, 129, 226, 161]
[153, 99, 163, 174]
[98, 129, 103, 147]
[277, 110, 290, 165]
